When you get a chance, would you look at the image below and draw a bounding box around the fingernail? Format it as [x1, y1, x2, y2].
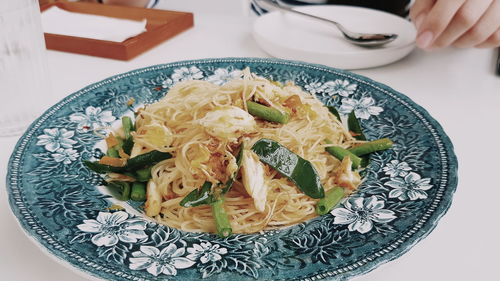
[414, 13, 425, 31]
[417, 31, 434, 49]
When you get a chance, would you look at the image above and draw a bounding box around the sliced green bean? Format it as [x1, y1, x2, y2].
[316, 187, 345, 215]
[121, 138, 134, 155]
[252, 139, 324, 199]
[121, 116, 135, 154]
[114, 137, 124, 150]
[135, 167, 152, 182]
[125, 150, 172, 171]
[347, 111, 366, 141]
[122, 116, 134, 139]
[130, 182, 146, 201]
[180, 182, 215, 207]
[211, 199, 232, 238]
[324, 139, 362, 169]
[348, 138, 393, 156]
[360, 157, 370, 168]
[84, 150, 172, 174]
[106, 147, 119, 158]
[327, 106, 341, 121]
[84, 161, 124, 174]
[247, 101, 290, 124]
[107, 181, 131, 201]
[123, 172, 136, 179]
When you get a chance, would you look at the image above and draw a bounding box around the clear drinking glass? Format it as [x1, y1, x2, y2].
[0, 0, 51, 137]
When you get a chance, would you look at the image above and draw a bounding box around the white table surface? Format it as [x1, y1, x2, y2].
[1, 1, 500, 280]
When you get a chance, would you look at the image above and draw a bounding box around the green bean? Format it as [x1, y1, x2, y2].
[327, 106, 341, 121]
[114, 137, 124, 150]
[347, 111, 366, 141]
[180, 182, 215, 207]
[122, 116, 134, 139]
[348, 138, 393, 156]
[135, 167, 152, 182]
[84, 161, 124, 174]
[121, 137, 134, 155]
[106, 147, 119, 158]
[123, 172, 136, 179]
[130, 182, 146, 201]
[316, 187, 345, 215]
[120, 116, 135, 154]
[211, 199, 232, 238]
[247, 101, 290, 124]
[107, 181, 131, 201]
[324, 139, 362, 169]
[360, 157, 370, 168]
[252, 139, 325, 199]
[84, 150, 172, 174]
[125, 150, 172, 171]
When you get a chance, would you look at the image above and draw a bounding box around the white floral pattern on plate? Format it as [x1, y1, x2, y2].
[51, 148, 79, 164]
[386, 172, 433, 201]
[77, 211, 147, 247]
[206, 68, 242, 86]
[69, 106, 116, 132]
[187, 242, 228, 264]
[171, 66, 204, 82]
[331, 196, 396, 234]
[339, 96, 384, 119]
[304, 81, 324, 95]
[129, 245, 195, 276]
[162, 78, 174, 89]
[36, 128, 77, 152]
[322, 79, 357, 97]
[383, 160, 412, 178]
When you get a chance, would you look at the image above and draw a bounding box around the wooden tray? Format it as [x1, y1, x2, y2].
[40, 2, 194, 60]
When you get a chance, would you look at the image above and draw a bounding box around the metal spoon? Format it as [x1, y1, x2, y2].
[257, 0, 398, 47]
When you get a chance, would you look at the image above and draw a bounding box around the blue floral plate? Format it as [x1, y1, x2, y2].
[7, 58, 458, 281]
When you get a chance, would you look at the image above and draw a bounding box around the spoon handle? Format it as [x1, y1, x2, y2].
[258, 0, 344, 30]
[256, 0, 398, 47]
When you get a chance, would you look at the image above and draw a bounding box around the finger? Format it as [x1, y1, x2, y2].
[453, 0, 500, 48]
[416, 0, 466, 49]
[409, 0, 435, 30]
[475, 28, 500, 48]
[432, 0, 492, 48]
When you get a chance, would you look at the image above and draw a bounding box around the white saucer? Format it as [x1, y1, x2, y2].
[252, 5, 417, 69]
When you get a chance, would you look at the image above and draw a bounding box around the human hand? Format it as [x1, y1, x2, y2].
[410, 0, 500, 49]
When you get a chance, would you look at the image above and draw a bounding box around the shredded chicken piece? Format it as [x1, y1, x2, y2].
[199, 106, 257, 142]
[145, 181, 162, 217]
[207, 152, 227, 182]
[241, 149, 268, 212]
[205, 150, 237, 183]
[283, 95, 303, 110]
[334, 157, 361, 190]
